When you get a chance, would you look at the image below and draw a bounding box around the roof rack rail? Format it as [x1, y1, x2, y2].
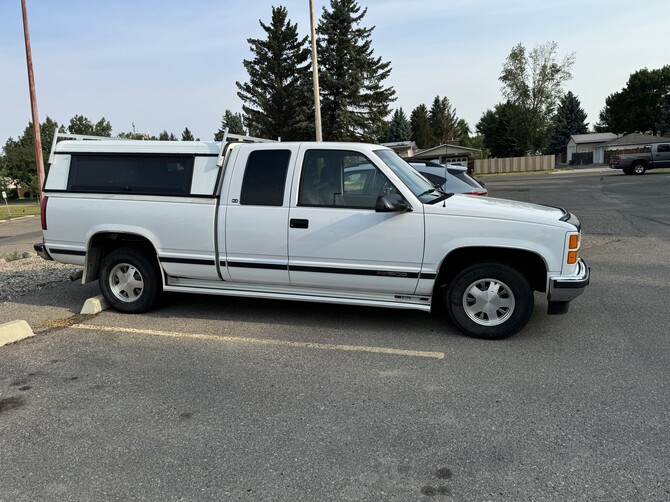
[48, 132, 124, 164]
[216, 128, 278, 167]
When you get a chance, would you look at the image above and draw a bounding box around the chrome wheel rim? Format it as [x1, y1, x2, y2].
[634, 165, 644, 174]
[462, 278, 515, 326]
[109, 262, 144, 303]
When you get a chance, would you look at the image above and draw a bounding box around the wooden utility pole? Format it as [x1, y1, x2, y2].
[308, 0, 323, 142]
[21, 0, 45, 200]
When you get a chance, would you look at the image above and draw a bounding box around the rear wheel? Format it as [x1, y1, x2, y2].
[622, 168, 633, 175]
[99, 248, 161, 313]
[445, 263, 533, 340]
[632, 163, 646, 175]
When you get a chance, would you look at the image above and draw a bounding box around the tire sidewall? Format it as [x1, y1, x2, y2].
[446, 263, 533, 340]
[99, 248, 160, 313]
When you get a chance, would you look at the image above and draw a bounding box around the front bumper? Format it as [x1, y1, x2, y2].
[548, 258, 590, 302]
[34, 243, 53, 261]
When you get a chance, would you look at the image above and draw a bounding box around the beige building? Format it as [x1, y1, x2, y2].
[566, 133, 618, 164]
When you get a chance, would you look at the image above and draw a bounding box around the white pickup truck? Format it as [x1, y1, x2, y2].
[35, 133, 589, 340]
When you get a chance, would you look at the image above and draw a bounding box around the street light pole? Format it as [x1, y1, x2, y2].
[308, 0, 323, 142]
[21, 0, 45, 201]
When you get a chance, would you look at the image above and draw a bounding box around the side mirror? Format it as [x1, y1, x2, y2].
[375, 194, 409, 213]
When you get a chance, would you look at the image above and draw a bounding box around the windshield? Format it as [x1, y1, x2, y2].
[374, 149, 447, 203]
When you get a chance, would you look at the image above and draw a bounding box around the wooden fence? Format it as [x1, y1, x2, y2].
[473, 155, 555, 175]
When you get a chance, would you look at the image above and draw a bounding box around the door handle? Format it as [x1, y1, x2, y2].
[290, 218, 309, 229]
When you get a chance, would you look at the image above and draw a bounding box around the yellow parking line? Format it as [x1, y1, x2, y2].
[71, 324, 445, 360]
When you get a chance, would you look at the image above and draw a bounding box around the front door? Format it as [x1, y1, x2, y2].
[288, 148, 424, 294]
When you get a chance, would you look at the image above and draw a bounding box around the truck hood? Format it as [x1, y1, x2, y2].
[424, 194, 570, 227]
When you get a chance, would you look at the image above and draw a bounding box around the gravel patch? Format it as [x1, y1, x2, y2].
[0, 253, 82, 301]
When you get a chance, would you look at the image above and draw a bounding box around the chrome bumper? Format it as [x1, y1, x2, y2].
[548, 259, 590, 303]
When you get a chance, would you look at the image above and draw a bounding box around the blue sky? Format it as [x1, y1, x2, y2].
[1, 0, 668, 144]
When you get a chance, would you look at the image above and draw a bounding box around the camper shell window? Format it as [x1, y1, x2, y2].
[67, 154, 195, 195]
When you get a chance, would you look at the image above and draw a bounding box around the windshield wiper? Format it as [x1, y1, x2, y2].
[417, 187, 441, 197]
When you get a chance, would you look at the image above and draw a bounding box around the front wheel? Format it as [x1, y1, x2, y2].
[445, 263, 533, 340]
[99, 248, 161, 313]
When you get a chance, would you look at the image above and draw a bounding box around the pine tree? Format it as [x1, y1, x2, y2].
[236, 6, 313, 141]
[385, 108, 412, 142]
[410, 104, 432, 149]
[181, 127, 195, 141]
[429, 96, 458, 145]
[546, 91, 588, 155]
[317, 0, 395, 141]
[214, 110, 246, 141]
[67, 115, 112, 136]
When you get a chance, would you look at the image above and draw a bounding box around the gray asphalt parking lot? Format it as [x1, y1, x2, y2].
[1, 168, 669, 501]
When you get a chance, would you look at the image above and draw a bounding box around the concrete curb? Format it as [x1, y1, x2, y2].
[0, 320, 35, 347]
[80, 295, 110, 315]
[0, 215, 38, 224]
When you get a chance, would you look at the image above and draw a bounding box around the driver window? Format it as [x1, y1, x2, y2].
[299, 149, 398, 209]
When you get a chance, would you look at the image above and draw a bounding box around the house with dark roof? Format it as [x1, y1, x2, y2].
[411, 143, 481, 164]
[567, 133, 618, 164]
[605, 132, 670, 150]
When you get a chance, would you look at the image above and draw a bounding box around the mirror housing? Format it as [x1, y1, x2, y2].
[375, 194, 409, 213]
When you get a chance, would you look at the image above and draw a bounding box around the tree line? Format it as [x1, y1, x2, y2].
[3, 0, 669, 195]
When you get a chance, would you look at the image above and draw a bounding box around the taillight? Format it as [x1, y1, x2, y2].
[40, 195, 48, 230]
[613, 156, 621, 164]
[464, 191, 487, 196]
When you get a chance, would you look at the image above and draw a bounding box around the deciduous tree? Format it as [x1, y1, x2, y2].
[499, 41, 575, 153]
[0, 117, 59, 194]
[597, 65, 670, 136]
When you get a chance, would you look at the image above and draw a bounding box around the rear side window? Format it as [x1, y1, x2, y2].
[420, 172, 446, 187]
[240, 150, 291, 206]
[451, 171, 482, 189]
[658, 144, 669, 152]
[67, 155, 194, 195]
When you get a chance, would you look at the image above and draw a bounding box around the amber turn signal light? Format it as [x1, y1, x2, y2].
[568, 234, 579, 250]
[567, 251, 578, 264]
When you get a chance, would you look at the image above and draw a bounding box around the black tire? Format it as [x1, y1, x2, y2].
[99, 247, 161, 313]
[632, 163, 646, 175]
[445, 263, 533, 340]
[622, 168, 633, 175]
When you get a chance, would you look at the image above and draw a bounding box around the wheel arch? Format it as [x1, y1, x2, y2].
[433, 246, 548, 297]
[83, 232, 160, 283]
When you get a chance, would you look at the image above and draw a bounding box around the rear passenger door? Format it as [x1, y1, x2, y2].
[220, 146, 296, 285]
